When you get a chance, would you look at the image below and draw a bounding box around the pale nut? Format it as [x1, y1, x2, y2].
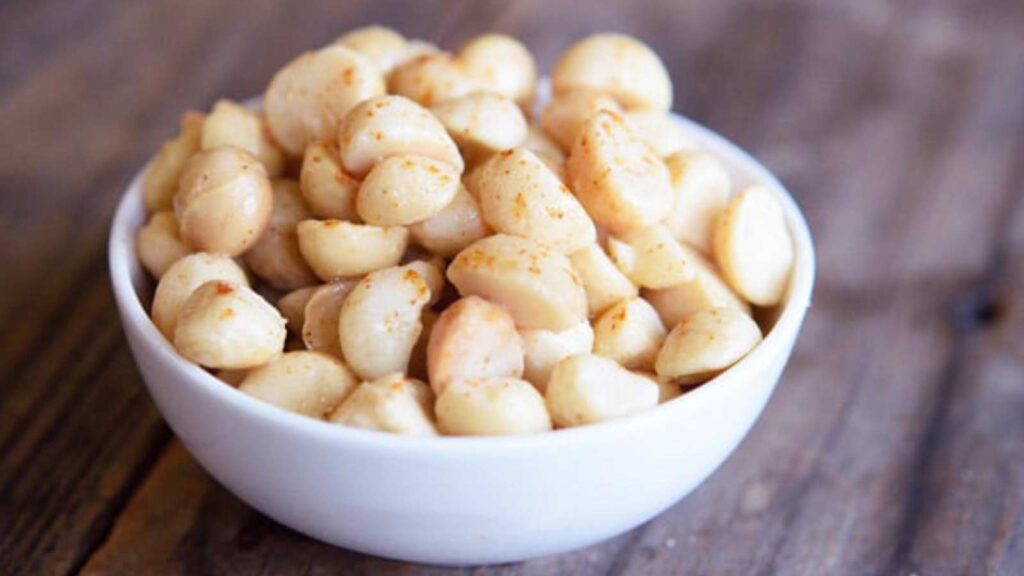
[173, 280, 286, 369]
[655, 307, 763, 384]
[329, 374, 438, 436]
[592, 297, 666, 371]
[334, 26, 409, 74]
[568, 244, 638, 317]
[456, 34, 537, 106]
[431, 92, 528, 161]
[643, 245, 749, 329]
[436, 378, 552, 436]
[427, 295, 525, 394]
[201, 99, 285, 177]
[299, 141, 361, 221]
[408, 185, 490, 258]
[607, 225, 698, 289]
[545, 354, 659, 428]
[387, 52, 482, 107]
[277, 285, 318, 334]
[136, 211, 191, 279]
[625, 111, 697, 157]
[566, 110, 674, 234]
[551, 33, 672, 112]
[296, 219, 408, 280]
[476, 148, 595, 253]
[264, 45, 386, 155]
[143, 111, 204, 212]
[447, 234, 587, 331]
[520, 320, 595, 391]
[540, 89, 621, 151]
[243, 180, 319, 291]
[338, 95, 463, 178]
[662, 150, 731, 254]
[356, 154, 460, 225]
[151, 252, 249, 339]
[239, 350, 358, 418]
[301, 280, 357, 359]
[713, 185, 794, 306]
[174, 146, 274, 257]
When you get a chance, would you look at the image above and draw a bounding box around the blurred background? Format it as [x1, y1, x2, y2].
[1, 0, 1022, 574]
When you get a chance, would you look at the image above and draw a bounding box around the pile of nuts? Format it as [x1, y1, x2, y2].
[136, 27, 795, 436]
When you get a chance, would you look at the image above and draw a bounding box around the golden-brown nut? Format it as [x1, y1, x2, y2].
[388, 52, 482, 107]
[426, 296, 525, 394]
[151, 253, 249, 339]
[174, 146, 274, 256]
[201, 99, 285, 177]
[662, 150, 731, 253]
[143, 111, 204, 212]
[430, 92, 528, 161]
[301, 280, 357, 359]
[476, 148, 595, 253]
[592, 297, 666, 370]
[239, 350, 358, 417]
[296, 219, 408, 280]
[244, 180, 318, 291]
[136, 211, 191, 279]
[568, 244, 638, 317]
[447, 234, 587, 331]
[277, 285, 318, 334]
[338, 265, 431, 380]
[299, 141, 361, 221]
[457, 34, 537, 106]
[264, 45, 385, 155]
[713, 186, 795, 306]
[655, 307, 762, 384]
[625, 111, 696, 157]
[551, 33, 672, 112]
[173, 280, 286, 369]
[643, 246, 749, 328]
[520, 320, 594, 391]
[607, 225, 698, 289]
[338, 95, 463, 178]
[329, 374, 438, 436]
[356, 154, 460, 225]
[546, 354, 659, 427]
[408, 185, 490, 257]
[566, 111, 674, 234]
[540, 89, 621, 151]
[436, 378, 551, 436]
[334, 26, 409, 74]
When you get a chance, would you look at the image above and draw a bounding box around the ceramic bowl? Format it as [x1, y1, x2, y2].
[109, 110, 815, 565]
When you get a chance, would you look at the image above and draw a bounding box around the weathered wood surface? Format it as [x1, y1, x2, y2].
[1, 0, 1022, 574]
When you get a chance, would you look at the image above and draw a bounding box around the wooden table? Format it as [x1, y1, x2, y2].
[2, 0, 1022, 574]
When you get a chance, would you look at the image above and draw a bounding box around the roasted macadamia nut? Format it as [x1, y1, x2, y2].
[408, 185, 490, 257]
[546, 354, 659, 427]
[457, 34, 537, 106]
[338, 95, 463, 178]
[239, 351, 358, 417]
[264, 45, 385, 155]
[338, 265, 431, 380]
[625, 111, 696, 157]
[151, 253, 249, 339]
[643, 246, 749, 329]
[522, 124, 566, 166]
[297, 219, 408, 280]
[431, 93, 528, 161]
[301, 280, 357, 359]
[388, 52, 482, 107]
[277, 285, 318, 334]
[607, 225, 698, 289]
[476, 148, 595, 253]
[714, 186, 795, 307]
[520, 320, 595, 391]
[357, 154, 460, 225]
[174, 280, 286, 369]
[136, 211, 191, 279]
[436, 378, 552, 436]
[662, 150, 731, 254]
[330, 374, 438, 436]
[551, 33, 672, 112]
[244, 180, 318, 291]
[567, 111, 674, 234]
[201, 99, 285, 177]
[655, 307, 762, 384]
[427, 296, 525, 394]
[592, 297, 666, 371]
[143, 111, 204, 212]
[568, 244, 638, 317]
[335, 26, 409, 74]
[541, 89, 621, 151]
[174, 147, 274, 256]
[299, 141, 361, 221]
[447, 234, 587, 331]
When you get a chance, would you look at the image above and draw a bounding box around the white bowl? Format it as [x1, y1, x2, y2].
[109, 112, 814, 565]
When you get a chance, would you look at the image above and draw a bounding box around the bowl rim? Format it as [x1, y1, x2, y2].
[108, 110, 815, 456]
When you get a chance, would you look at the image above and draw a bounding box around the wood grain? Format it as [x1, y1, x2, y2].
[0, 0, 1022, 574]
